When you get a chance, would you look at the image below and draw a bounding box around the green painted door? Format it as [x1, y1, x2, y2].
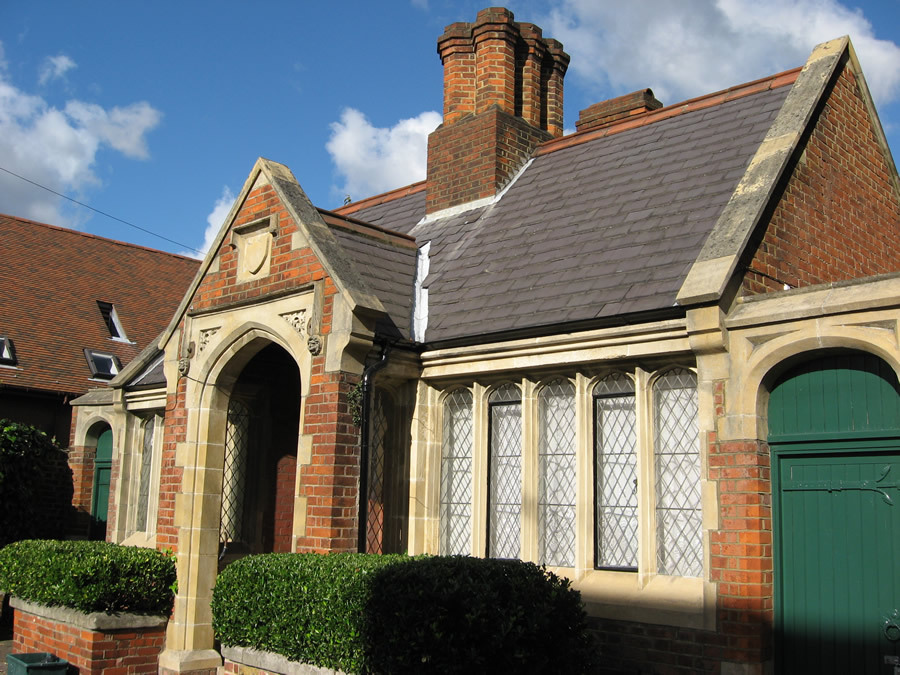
[91, 428, 113, 540]
[771, 353, 900, 674]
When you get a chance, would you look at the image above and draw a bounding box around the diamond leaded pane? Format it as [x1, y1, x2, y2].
[489, 384, 521, 559]
[538, 379, 576, 566]
[135, 416, 155, 532]
[441, 389, 473, 555]
[221, 399, 250, 546]
[366, 389, 390, 554]
[594, 374, 638, 569]
[653, 368, 702, 577]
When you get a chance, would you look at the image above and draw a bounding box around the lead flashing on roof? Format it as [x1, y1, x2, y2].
[412, 241, 431, 342]
[416, 159, 534, 225]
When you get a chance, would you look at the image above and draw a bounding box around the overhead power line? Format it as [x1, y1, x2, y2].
[0, 165, 202, 254]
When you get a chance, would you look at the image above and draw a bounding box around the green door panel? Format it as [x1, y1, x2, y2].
[91, 428, 112, 540]
[776, 451, 900, 674]
[769, 353, 900, 442]
[771, 352, 900, 674]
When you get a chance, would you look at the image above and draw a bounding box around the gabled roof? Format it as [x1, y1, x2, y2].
[319, 209, 418, 340]
[156, 158, 387, 350]
[336, 67, 798, 343]
[0, 214, 200, 396]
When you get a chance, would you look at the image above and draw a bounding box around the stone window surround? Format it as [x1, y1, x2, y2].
[429, 366, 710, 629]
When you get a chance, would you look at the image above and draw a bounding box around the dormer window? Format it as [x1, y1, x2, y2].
[0, 337, 16, 366]
[84, 349, 121, 380]
[98, 301, 128, 342]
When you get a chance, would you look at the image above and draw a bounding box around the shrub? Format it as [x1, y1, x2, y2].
[212, 553, 597, 674]
[363, 556, 597, 674]
[212, 552, 410, 673]
[0, 540, 176, 615]
[0, 420, 71, 547]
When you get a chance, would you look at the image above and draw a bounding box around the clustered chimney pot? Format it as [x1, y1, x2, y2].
[426, 7, 570, 214]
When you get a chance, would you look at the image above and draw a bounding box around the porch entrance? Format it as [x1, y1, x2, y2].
[218, 342, 300, 561]
[770, 352, 900, 673]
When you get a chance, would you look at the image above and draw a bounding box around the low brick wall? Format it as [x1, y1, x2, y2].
[222, 646, 344, 675]
[10, 597, 167, 674]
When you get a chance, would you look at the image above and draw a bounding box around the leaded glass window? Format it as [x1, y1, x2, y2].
[488, 383, 522, 559]
[538, 379, 576, 566]
[440, 389, 473, 555]
[135, 415, 156, 532]
[221, 398, 250, 547]
[594, 373, 638, 570]
[653, 368, 701, 577]
[366, 389, 390, 554]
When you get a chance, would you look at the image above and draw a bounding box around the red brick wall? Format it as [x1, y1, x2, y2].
[155, 381, 186, 552]
[155, 181, 363, 556]
[426, 107, 550, 213]
[191, 184, 338, 313]
[68, 444, 95, 538]
[13, 608, 165, 674]
[743, 63, 900, 295]
[295, 368, 360, 553]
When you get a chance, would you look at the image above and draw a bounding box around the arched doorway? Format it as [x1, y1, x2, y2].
[769, 351, 900, 673]
[218, 342, 300, 562]
[90, 426, 113, 540]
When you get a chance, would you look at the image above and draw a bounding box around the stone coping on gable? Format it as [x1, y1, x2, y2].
[222, 646, 346, 675]
[10, 596, 168, 631]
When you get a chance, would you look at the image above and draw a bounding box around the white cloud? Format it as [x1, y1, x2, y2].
[190, 186, 235, 259]
[38, 54, 76, 86]
[326, 108, 441, 202]
[0, 42, 162, 227]
[540, 0, 900, 107]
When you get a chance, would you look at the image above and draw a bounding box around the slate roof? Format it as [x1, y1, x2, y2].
[335, 70, 798, 344]
[1, 214, 200, 395]
[319, 209, 418, 339]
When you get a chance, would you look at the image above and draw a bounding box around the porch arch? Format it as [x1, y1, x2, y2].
[164, 325, 308, 664]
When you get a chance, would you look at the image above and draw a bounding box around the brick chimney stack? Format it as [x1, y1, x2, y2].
[426, 7, 569, 214]
[576, 89, 664, 132]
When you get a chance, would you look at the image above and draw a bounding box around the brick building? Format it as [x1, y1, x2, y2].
[0, 214, 199, 538]
[70, 7, 900, 674]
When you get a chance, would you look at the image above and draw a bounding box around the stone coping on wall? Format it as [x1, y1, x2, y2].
[222, 646, 346, 675]
[9, 596, 168, 631]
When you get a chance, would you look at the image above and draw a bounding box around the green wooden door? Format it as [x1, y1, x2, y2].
[771, 353, 900, 674]
[91, 428, 113, 540]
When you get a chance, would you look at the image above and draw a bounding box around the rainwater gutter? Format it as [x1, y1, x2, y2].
[357, 340, 392, 553]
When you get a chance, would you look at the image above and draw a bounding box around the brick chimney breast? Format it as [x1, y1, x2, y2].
[426, 7, 570, 214]
[576, 89, 664, 132]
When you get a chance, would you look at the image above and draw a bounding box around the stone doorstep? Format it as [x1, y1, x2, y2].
[9, 596, 168, 631]
[222, 646, 346, 675]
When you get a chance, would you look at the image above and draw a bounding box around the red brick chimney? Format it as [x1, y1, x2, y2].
[426, 7, 569, 214]
[576, 89, 663, 132]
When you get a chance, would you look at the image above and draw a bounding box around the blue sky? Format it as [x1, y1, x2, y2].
[1, 0, 898, 257]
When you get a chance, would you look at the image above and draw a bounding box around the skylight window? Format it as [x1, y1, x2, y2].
[97, 301, 129, 341]
[84, 349, 121, 380]
[0, 337, 16, 366]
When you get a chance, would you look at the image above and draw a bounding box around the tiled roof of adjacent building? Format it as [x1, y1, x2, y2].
[335, 70, 798, 343]
[0, 214, 201, 395]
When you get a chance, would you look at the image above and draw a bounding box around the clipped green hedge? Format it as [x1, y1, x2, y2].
[0, 540, 176, 615]
[213, 553, 597, 674]
[363, 556, 597, 674]
[212, 552, 410, 673]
